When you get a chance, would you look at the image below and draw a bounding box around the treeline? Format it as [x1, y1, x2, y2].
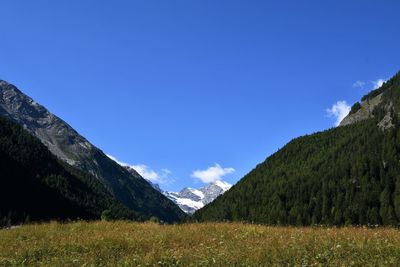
[0, 116, 141, 227]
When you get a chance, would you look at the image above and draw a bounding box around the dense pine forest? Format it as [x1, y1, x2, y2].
[0, 116, 143, 226]
[194, 72, 400, 226]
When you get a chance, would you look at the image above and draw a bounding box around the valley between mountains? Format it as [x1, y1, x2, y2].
[1, 71, 400, 227]
[2, 72, 400, 266]
[2, 2, 400, 266]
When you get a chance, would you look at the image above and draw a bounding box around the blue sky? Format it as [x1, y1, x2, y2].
[1, 1, 399, 191]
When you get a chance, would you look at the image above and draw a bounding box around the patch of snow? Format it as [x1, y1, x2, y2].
[214, 180, 232, 191]
[189, 188, 205, 199]
[174, 197, 204, 210]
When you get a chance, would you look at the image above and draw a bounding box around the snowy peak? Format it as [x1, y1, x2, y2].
[214, 180, 232, 191]
[178, 188, 205, 201]
[163, 180, 232, 214]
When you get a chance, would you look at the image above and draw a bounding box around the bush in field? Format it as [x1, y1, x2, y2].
[101, 210, 112, 221]
[148, 216, 161, 223]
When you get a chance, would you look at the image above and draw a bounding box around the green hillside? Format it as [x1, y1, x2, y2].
[194, 72, 400, 226]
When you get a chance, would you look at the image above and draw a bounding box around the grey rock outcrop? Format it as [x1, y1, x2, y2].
[377, 111, 395, 130]
[0, 80, 95, 167]
[340, 94, 383, 126]
[339, 92, 395, 131]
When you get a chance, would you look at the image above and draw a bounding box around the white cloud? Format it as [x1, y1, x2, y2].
[372, 79, 386, 89]
[107, 154, 129, 167]
[326, 100, 351, 126]
[107, 154, 172, 184]
[130, 164, 162, 182]
[353, 80, 365, 89]
[191, 164, 235, 183]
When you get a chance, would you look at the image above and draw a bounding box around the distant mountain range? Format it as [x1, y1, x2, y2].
[0, 80, 185, 223]
[122, 165, 232, 214]
[163, 180, 232, 214]
[194, 71, 400, 226]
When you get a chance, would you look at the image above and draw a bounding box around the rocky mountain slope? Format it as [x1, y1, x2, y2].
[163, 180, 232, 214]
[0, 116, 139, 226]
[0, 80, 185, 223]
[340, 86, 394, 130]
[194, 71, 400, 226]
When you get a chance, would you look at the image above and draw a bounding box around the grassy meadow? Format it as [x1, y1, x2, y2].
[0, 222, 400, 266]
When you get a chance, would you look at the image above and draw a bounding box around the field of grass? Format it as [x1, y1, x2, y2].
[1, 222, 400, 266]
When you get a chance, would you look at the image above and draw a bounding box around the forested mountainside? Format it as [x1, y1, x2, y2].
[0, 80, 186, 223]
[194, 72, 400, 226]
[0, 116, 143, 226]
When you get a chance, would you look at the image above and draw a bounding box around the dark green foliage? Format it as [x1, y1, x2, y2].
[194, 71, 400, 226]
[349, 102, 362, 115]
[0, 116, 141, 226]
[101, 210, 112, 221]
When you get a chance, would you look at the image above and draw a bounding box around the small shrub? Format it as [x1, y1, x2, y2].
[101, 210, 112, 221]
[148, 216, 160, 223]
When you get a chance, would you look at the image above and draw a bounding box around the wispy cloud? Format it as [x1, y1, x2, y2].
[372, 79, 386, 89]
[353, 79, 386, 90]
[326, 100, 351, 126]
[130, 164, 161, 182]
[191, 164, 235, 183]
[353, 80, 365, 89]
[107, 154, 173, 184]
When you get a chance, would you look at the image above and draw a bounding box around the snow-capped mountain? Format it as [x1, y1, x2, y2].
[163, 180, 232, 214]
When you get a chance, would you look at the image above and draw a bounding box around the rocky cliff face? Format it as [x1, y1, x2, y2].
[0, 80, 185, 222]
[339, 75, 399, 130]
[0, 80, 94, 167]
[340, 93, 383, 127]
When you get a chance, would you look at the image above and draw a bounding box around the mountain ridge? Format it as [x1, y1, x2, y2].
[0, 80, 185, 222]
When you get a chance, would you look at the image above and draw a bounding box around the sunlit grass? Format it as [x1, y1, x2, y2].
[1, 221, 400, 266]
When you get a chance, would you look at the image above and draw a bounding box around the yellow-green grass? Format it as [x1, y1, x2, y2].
[1, 222, 400, 266]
